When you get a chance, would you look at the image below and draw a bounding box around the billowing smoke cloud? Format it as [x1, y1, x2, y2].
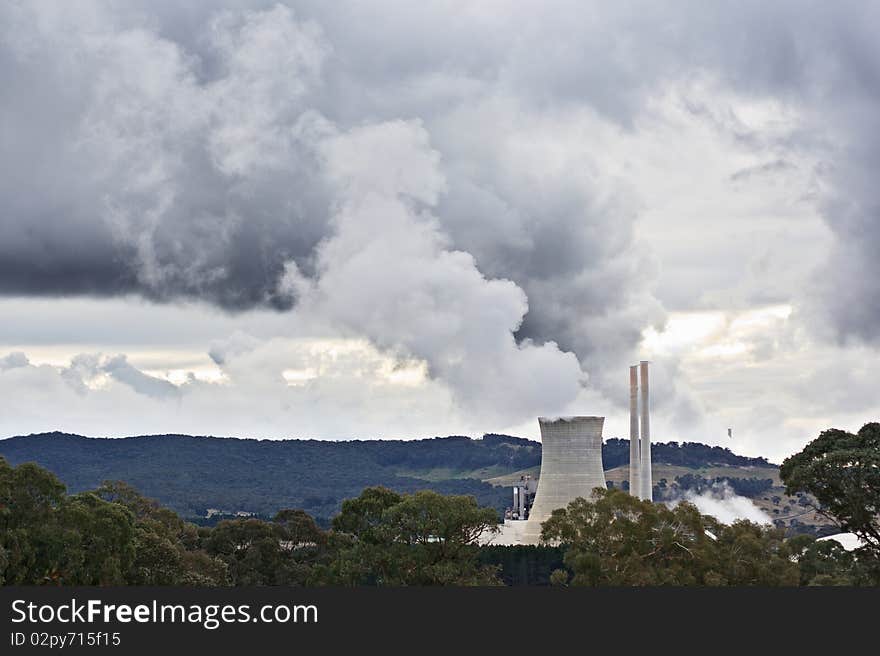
[301, 119, 584, 420]
[669, 482, 772, 526]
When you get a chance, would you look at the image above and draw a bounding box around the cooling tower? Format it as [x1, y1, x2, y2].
[521, 416, 606, 543]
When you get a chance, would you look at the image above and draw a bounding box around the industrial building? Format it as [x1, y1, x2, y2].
[490, 362, 652, 545]
[504, 474, 538, 521]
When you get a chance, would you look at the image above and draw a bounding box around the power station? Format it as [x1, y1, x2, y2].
[492, 361, 652, 545]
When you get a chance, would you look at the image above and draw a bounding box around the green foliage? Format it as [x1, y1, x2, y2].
[203, 510, 332, 586]
[710, 520, 799, 585]
[330, 487, 500, 585]
[332, 486, 403, 540]
[786, 535, 880, 586]
[94, 481, 224, 585]
[0, 458, 138, 584]
[541, 488, 800, 586]
[0, 459, 66, 527]
[0, 459, 227, 585]
[205, 519, 285, 585]
[780, 423, 880, 557]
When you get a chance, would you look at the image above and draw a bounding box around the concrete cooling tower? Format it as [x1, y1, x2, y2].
[521, 416, 606, 543]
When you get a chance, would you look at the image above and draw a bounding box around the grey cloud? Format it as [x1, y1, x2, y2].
[680, 2, 880, 341]
[208, 331, 262, 365]
[100, 355, 181, 400]
[55, 352, 179, 399]
[0, 352, 29, 370]
[813, 148, 880, 343]
[729, 159, 796, 183]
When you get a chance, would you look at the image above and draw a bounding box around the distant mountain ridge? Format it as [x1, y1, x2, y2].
[0, 431, 774, 525]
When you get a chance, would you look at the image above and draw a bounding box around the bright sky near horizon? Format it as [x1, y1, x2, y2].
[2, 1, 879, 463]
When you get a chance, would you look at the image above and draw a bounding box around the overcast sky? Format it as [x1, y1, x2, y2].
[1, 1, 878, 461]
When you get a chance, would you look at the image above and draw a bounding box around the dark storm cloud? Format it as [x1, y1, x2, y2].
[0, 2, 332, 309]
[815, 164, 880, 344]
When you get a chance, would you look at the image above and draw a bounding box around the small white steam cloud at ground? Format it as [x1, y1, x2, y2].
[668, 482, 772, 525]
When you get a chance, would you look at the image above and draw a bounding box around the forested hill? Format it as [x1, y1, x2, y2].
[602, 438, 770, 469]
[0, 432, 772, 525]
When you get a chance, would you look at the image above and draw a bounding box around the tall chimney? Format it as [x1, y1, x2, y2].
[639, 360, 652, 501]
[628, 365, 640, 498]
